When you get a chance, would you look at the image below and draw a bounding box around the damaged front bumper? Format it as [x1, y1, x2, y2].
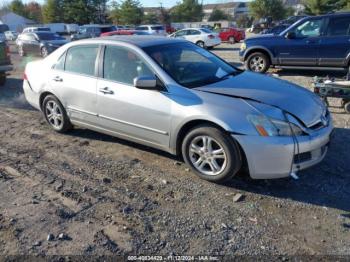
[233, 121, 333, 179]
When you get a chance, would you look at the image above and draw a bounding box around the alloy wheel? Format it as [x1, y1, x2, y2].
[189, 135, 227, 176]
[249, 55, 265, 72]
[41, 47, 48, 57]
[196, 41, 205, 48]
[45, 100, 63, 130]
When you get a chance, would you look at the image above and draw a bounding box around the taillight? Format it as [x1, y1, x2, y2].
[208, 34, 215, 39]
[23, 72, 28, 81]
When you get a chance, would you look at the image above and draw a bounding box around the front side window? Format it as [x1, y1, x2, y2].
[143, 42, 238, 88]
[294, 18, 323, 37]
[103, 45, 154, 85]
[327, 17, 350, 36]
[65, 45, 99, 76]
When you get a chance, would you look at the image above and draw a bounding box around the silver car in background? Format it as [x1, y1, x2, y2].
[135, 25, 167, 36]
[23, 36, 333, 182]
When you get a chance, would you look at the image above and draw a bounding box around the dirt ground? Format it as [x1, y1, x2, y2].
[0, 40, 350, 259]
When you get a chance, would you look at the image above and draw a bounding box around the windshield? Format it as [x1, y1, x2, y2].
[78, 27, 87, 34]
[143, 42, 238, 88]
[36, 33, 64, 40]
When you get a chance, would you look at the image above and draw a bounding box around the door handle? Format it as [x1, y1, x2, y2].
[53, 76, 63, 82]
[99, 87, 114, 95]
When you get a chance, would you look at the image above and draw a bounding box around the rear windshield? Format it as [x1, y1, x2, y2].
[37, 28, 50, 31]
[200, 28, 212, 33]
[151, 26, 164, 30]
[101, 26, 116, 33]
[136, 26, 148, 31]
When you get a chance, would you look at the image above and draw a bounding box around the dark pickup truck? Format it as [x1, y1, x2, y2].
[0, 40, 12, 86]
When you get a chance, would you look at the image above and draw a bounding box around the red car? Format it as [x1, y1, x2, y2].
[218, 27, 245, 43]
[100, 30, 151, 37]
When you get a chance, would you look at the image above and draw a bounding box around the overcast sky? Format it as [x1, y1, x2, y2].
[21, 0, 249, 8]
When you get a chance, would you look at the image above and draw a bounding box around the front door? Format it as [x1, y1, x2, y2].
[96, 45, 172, 148]
[49, 45, 100, 125]
[277, 17, 324, 66]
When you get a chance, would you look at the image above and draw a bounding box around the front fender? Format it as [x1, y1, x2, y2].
[243, 45, 276, 63]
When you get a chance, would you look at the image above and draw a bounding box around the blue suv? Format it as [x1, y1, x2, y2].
[239, 12, 350, 73]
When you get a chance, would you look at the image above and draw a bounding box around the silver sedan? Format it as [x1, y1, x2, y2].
[23, 36, 333, 182]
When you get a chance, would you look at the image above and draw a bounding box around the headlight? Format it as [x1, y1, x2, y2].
[247, 114, 304, 137]
[240, 42, 246, 51]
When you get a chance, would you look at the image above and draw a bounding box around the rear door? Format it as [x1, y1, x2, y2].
[277, 17, 325, 66]
[173, 29, 188, 39]
[318, 15, 350, 67]
[185, 29, 202, 43]
[49, 45, 100, 125]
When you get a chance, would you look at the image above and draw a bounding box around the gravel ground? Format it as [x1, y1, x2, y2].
[0, 39, 349, 258]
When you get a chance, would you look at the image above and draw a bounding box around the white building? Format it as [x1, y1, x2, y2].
[202, 2, 249, 22]
[0, 12, 36, 32]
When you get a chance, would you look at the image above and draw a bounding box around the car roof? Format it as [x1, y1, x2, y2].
[303, 12, 350, 19]
[81, 35, 187, 48]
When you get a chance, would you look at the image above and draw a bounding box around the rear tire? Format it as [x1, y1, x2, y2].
[228, 36, 235, 44]
[42, 95, 72, 133]
[0, 74, 6, 86]
[196, 41, 205, 49]
[245, 52, 270, 73]
[181, 125, 242, 182]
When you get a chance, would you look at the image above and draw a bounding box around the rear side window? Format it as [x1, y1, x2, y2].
[65, 45, 99, 76]
[189, 30, 201, 35]
[54, 53, 66, 70]
[327, 17, 350, 36]
[103, 45, 154, 85]
[136, 26, 148, 31]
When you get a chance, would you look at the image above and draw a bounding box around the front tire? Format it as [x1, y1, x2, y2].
[41, 47, 49, 58]
[245, 52, 270, 73]
[181, 125, 242, 182]
[42, 95, 72, 133]
[18, 45, 25, 57]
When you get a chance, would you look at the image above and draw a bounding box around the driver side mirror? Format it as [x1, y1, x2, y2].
[134, 75, 160, 90]
[285, 31, 296, 39]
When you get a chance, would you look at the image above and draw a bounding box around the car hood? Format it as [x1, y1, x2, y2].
[44, 39, 68, 46]
[194, 71, 325, 127]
